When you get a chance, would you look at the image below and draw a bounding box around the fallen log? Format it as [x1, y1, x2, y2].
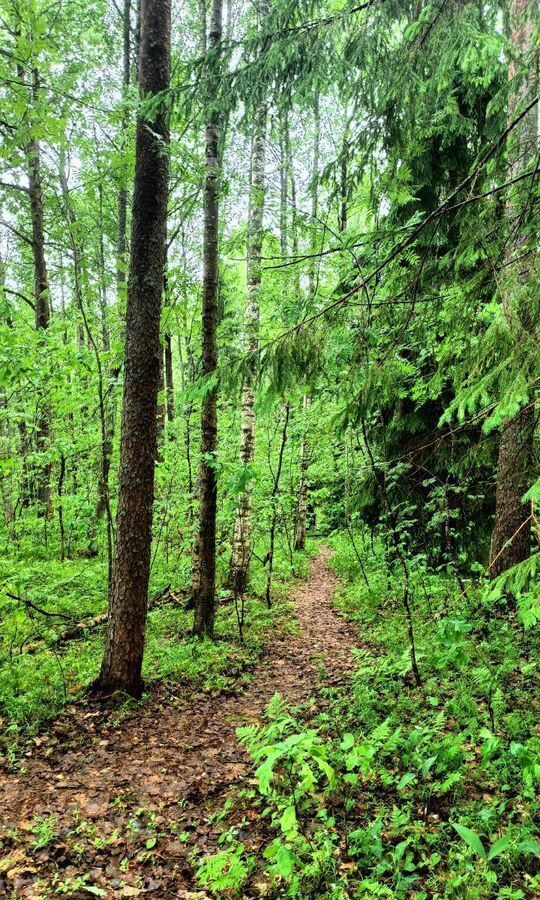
[13, 585, 188, 655]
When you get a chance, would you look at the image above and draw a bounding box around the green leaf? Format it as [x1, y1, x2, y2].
[280, 805, 297, 836]
[256, 759, 274, 794]
[452, 823, 487, 859]
[397, 772, 417, 791]
[421, 755, 437, 778]
[274, 845, 296, 878]
[146, 837, 157, 849]
[83, 889, 108, 898]
[487, 833, 512, 861]
[517, 839, 540, 857]
[340, 733, 355, 750]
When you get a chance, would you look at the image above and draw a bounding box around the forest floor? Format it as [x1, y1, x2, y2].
[0, 548, 356, 899]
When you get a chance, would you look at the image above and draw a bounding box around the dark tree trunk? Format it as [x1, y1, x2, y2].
[160, 251, 174, 432]
[294, 394, 310, 551]
[490, 0, 537, 578]
[491, 408, 534, 578]
[339, 126, 348, 233]
[25, 68, 52, 517]
[58, 454, 67, 563]
[266, 404, 290, 607]
[96, 0, 171, 697]
[193, 0, 223, 638]
[294, 96, 319, 550]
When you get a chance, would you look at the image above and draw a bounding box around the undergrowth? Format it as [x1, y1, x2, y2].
[196, 532, 540, 898]
[0, 537, 311, 759]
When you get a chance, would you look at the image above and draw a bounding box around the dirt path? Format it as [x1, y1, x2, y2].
[0, 549, 356, 898]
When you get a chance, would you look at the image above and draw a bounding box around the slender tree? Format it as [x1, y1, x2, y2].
[117, 0, 132, 301]
[96, 0, 171, 696]
[265, 403, 290, 607]
[58, 148, 114, 584]
[295, 96, 320, 551]
[193, 0, 223, 638]
[230, 30, 269, 596]
[17, 61, 53, 517]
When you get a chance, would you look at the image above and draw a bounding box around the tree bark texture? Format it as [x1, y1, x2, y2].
[230, 88, 268, 597]
[97, 0, 171, 695]
[25, 68, 52, 517]
[193, 0, 223, 638]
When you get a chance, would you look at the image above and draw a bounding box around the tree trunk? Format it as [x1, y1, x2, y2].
[285, 116, 301, 303]
[98, 182, 111, 354]
[117, 0, 132, 301]
[307, 93, 320, 297]
[193, 0, 223, 638]
[294, 97, 319, 551]
[96, 0, 171, 696]
[230, 59, 269, 596]
[279, 109, 288, 260]
[189, 0, 207, 610]
[25, 68, 52, 517]
[295, 395, 310, 551]
[163, 264, 174, 424]
[59, 149, 114, 586]
[266, 404, 290, 607]
[156, 346, 166, 452]
[0, 254, 15, 532]
[491, 408, 534, 577]
[165, 332, 175, 422]
[490, 0, 537, 578]
[339, 124, 348, 234]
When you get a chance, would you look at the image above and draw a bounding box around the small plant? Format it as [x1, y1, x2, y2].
[31, 815, 58, 850]
[196, 841, 255, 897]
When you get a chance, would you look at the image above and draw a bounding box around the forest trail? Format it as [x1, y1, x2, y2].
[0, 549, 357, 898]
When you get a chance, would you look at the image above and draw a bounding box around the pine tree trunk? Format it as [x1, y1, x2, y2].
[96, 0, 171, 696]
[230, 77, 268, 597]
[193, 0, 223, 638]
[490, 0, 537, 578]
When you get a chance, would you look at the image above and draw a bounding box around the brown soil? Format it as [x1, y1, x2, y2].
[0, 549, 356, 899]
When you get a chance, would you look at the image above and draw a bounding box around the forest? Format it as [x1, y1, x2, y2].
[0, 0, 539, 896]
